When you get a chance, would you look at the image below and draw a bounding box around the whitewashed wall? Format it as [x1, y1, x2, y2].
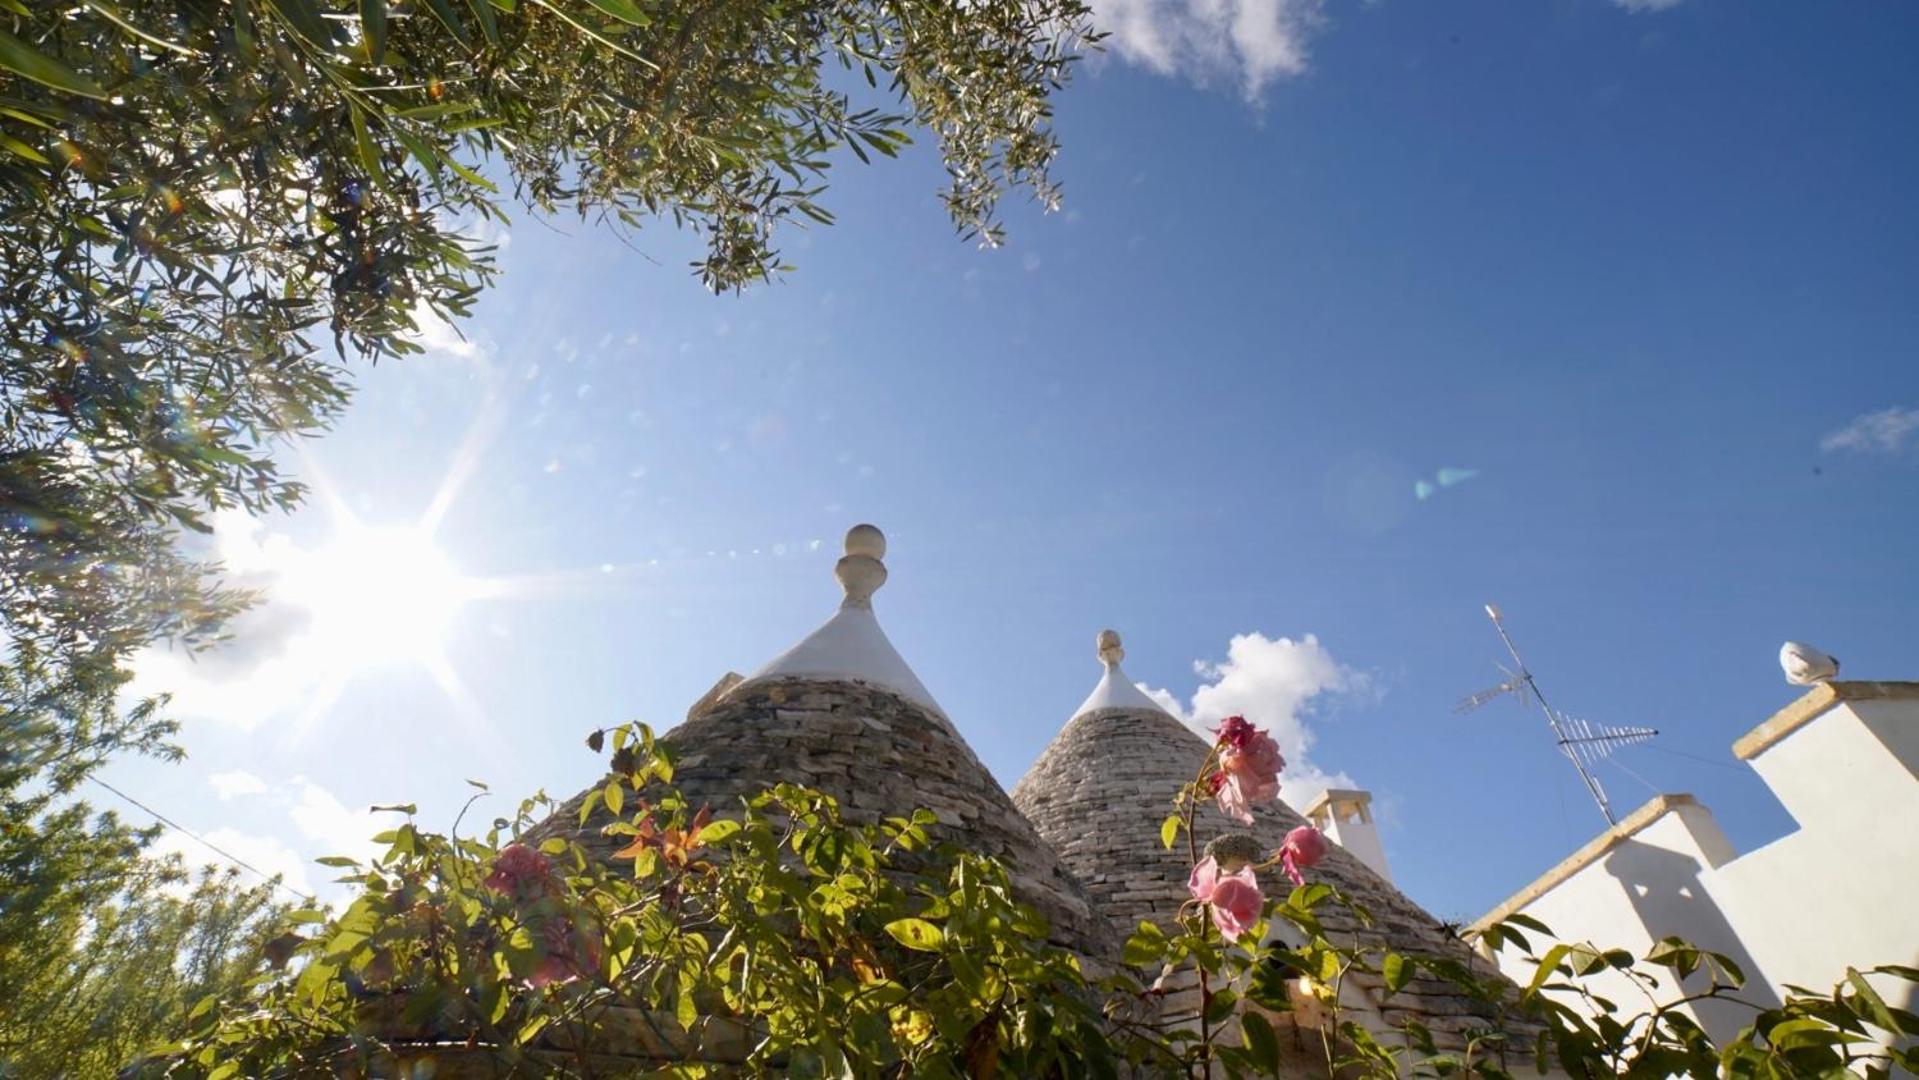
[1472, 683, 1919, 1046]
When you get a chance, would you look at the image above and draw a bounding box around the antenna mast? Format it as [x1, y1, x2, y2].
[1458, 604, 1658, 826]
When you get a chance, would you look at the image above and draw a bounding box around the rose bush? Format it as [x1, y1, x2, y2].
[136, 720, 1919, 1078]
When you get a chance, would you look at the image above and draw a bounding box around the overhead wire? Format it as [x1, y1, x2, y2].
[85, 775, 315, 904]
[1646, 742, 1747, 772]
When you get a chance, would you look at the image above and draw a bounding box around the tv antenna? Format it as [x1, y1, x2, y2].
[1457, 604, 1658, 826]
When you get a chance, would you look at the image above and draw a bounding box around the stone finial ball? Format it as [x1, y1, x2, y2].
[1096, 629, 1125, 665]
[844, 524, 886, 560]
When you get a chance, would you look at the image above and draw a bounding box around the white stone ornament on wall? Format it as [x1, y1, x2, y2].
[1779, 641, 1840, 685]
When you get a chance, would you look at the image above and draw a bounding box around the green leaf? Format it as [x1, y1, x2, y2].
[604, 779, 623, 816]
[0, 132, 49, 165]
[393, 127, 446, 185]
[581, 0, 649, 25]
[446, 156, 499, 194]
[360, 0, 388, 62]
[464, 0, 501, 45]
[1122, 921, 1166, 968]
[884, 918, 944, 952]
[420, 0, 474, 50]
[1289, 882, 1332, 910]
[1241, 1011, 1280, 1068]
[1646, 937, 1701, 978]
[0, 30, 108, 99]
[1704, 949, 1746, 989]
[1767, 1018, 1858, 1050]
[696, 818, 741, 845]
[1526, 944, 1570, 999]
[1159, 813, 1180, 850]
[314, 856, 359, 868]
[1501, 911, 1554, 936]
[1568, 943, 1607, 976]
[857, 129, 902, 159]
[265, 0, 334, 46]
[513, 1012, 551, 1046]
[1847, 968, 1905, 1035]
[1383, 952, 1413, 995]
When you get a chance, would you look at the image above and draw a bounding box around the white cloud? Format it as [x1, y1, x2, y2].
[1820, 405, 1919, 455]
[1142, 631, 1369, 811]
[209, 769, 268, 799]
[1095, 0, 1324, 100]
[287, 776, 384, 867]
[149, 773, 383, 901]
[407, 302, 486, 361]
[1613, 0, 1683, 10]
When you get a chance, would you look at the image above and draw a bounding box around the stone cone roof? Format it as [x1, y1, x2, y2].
[537, 527, 1118, 968]
[1012, 631, 1532, 1058]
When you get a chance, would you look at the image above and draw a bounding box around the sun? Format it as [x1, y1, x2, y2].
[278, 523, 473, 669]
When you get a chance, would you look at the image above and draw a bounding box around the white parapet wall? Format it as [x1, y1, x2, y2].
[1470, 681, 1919, 1046]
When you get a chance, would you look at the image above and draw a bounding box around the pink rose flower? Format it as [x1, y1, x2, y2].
[483, 843, 552, 898]
[1212, 715, 1257, 749]
[1280, 825, 1327, 887]
[1187, 855, 1264, 942]
[1209, 719, 1286, 824]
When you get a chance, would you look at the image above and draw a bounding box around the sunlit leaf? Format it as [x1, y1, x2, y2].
[884, 918, 943, 952]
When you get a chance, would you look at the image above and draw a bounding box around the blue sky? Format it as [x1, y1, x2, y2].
[110, 0, 1917, 924]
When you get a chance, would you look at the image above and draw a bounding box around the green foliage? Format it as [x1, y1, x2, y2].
[0, 786, 286, 1079]
[111, 725, 1919, 1077]
[1, 12, 1098, 1068]
[1475, 916, 1919, 1080]
[0, 0, 1099, 804]
[143, 726, 1111, 1076]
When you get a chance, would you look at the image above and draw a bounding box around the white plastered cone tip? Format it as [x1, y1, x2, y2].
[1075, 628, 1169, 717]
[739, 524, 943, 715]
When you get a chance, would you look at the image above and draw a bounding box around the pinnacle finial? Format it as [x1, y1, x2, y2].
[1097, 628, 1124, 667]
[836, 524, 887, 608]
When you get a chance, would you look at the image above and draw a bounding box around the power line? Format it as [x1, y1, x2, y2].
[85, 776, 315, 904]
[1606, 756, 1664, 799]
[1646, 742, 1747, 773]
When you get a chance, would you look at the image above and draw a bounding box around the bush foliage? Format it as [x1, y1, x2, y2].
[134, 723, 1919, 1078]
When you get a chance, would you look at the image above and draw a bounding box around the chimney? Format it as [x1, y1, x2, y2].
[1304, 788, 1392, 883]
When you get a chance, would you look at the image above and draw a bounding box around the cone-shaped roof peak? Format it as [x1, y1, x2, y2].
[737, 524, 940, 713]
[1072, 629, 1170, 717]
[1015, 631, 1538, 1053]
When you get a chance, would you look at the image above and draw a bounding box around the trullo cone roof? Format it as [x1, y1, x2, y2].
[539, 526, 1118, 966]
[1012, 630, 1532, 1057]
